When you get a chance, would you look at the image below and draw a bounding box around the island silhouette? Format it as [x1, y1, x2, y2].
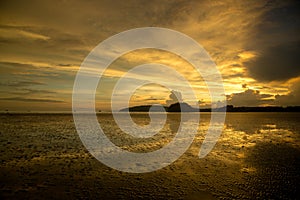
[120, 103, 300, 112]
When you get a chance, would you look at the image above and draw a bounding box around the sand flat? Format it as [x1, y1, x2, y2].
[0, 113, 299, 199]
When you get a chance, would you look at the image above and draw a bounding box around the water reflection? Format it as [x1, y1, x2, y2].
[224, 112, 300, 135]
[1, 113, 299, 199]
[204, 113, 299, 160]
[99, 113, 300, 156]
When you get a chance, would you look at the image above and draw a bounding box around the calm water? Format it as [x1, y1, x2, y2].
[0, 113, 299, 199]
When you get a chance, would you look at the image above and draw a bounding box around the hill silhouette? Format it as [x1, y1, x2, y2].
[167, 102, 198, 112]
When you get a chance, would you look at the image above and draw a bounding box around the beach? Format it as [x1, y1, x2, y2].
[0, 113, 299, 199]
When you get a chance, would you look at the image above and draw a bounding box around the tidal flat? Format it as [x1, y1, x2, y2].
[0, 113, 299, 199]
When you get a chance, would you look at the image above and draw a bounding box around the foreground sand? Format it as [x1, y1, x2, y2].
[0, 113, 299, 199]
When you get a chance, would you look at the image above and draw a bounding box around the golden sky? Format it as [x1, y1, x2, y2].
[0, 0, 299, 111]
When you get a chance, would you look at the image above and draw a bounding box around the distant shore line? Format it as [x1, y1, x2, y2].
[1, 103, 300, 114]
[120, 103, 300, 112]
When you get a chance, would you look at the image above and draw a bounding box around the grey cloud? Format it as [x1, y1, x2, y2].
[227, 89, 273, 107]
[274, 80, 300, 106]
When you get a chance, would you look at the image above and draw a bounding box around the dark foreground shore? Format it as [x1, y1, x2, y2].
[1, 113, 299, 199]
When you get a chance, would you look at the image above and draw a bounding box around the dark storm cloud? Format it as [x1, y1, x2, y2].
[246, 43, 300, 81]
[245, 0, 300, 82]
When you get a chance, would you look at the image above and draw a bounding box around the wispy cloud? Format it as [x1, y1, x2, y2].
[0, 97, 64, 103]
[0, 80, 45, 87]
[0, 26, 50, 41]
[7, 88, 57, 95]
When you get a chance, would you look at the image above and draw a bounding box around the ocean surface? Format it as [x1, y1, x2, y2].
[0, 112, 299, 199]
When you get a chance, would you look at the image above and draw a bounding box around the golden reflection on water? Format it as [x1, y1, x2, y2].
[99, 112, 299, 155]
[96, 112, 300, 180]
[0, 113, 299, 199]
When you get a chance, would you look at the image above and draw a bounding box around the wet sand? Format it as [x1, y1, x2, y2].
[0, 113, 299, 199]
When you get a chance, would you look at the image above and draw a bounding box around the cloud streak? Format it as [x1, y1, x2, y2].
[0, 97, 64, 103]
[0, 80, 45, 87]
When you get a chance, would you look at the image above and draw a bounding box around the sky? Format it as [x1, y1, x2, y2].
[0, 0, 299, 111]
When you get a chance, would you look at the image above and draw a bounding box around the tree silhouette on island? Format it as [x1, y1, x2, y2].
[120, 103, 300, 112]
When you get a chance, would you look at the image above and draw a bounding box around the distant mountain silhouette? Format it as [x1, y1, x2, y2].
[167, 102, 198, 112]
[221, 105, 300, 112]
[120, 102, 198, 112]
[119, 105, 168, 112]
[120, 103, 300, 112]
